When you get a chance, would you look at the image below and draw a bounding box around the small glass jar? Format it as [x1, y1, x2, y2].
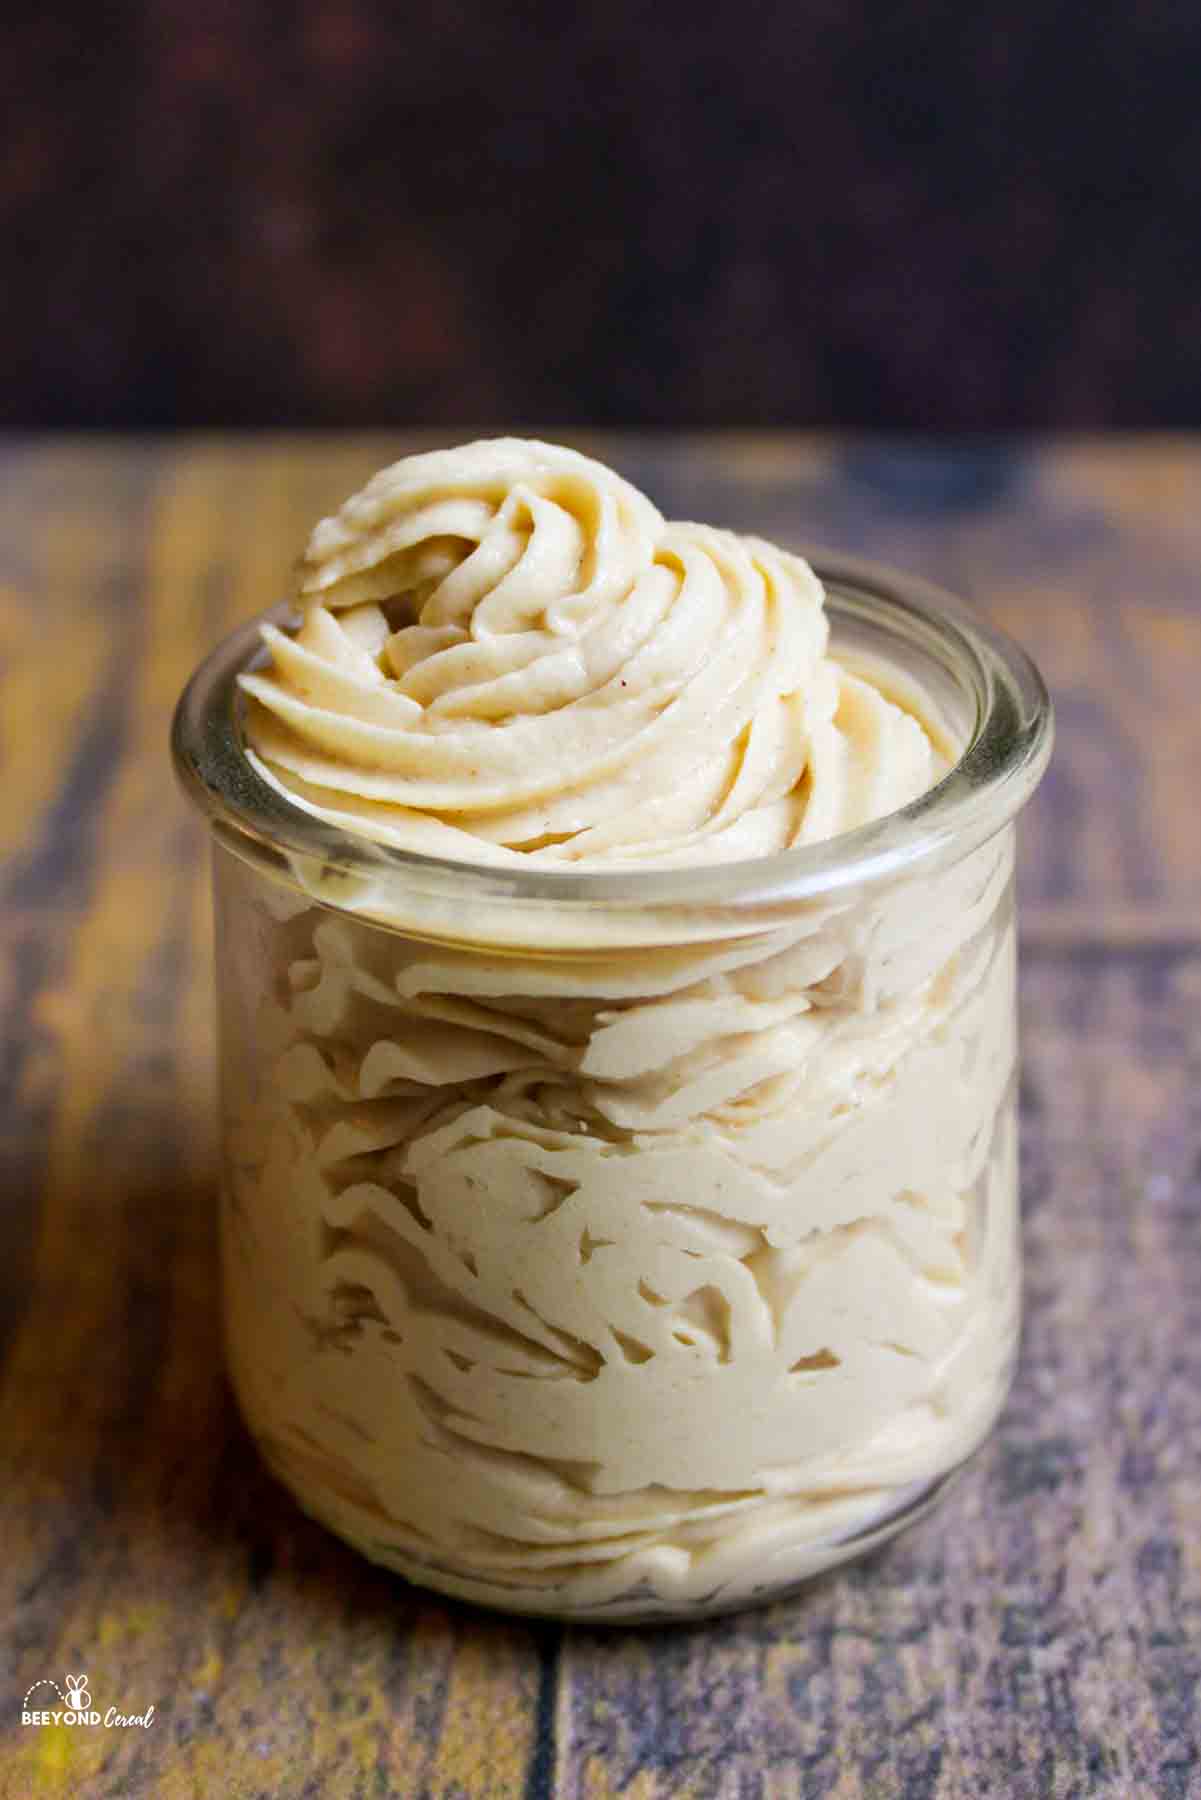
[173, 549, 1051, 1623]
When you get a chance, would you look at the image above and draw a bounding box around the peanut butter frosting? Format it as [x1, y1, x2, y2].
[217, 440, 1020, 1618]
[240, 438, 946, 866]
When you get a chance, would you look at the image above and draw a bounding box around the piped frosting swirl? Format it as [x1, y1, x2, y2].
[241, 439, 941, 866]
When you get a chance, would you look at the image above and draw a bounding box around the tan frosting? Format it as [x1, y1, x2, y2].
[240, 438, 946, 866]
[220, 441, 1020, 1618]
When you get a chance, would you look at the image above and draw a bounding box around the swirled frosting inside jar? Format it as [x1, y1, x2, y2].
[240, 438, 944, 865]
[217, 440, 1021, 1620]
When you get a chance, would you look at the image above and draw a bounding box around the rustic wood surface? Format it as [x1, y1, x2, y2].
[1, 435, 1198, 1800]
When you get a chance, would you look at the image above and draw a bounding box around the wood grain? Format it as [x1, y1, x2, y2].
[1, 435, 1198, 1799]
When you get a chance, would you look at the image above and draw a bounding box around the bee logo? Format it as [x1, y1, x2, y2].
[22, 1670, 152, 1730]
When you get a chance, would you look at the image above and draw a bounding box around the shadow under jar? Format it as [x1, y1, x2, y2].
[173, 550, 1052, 1623]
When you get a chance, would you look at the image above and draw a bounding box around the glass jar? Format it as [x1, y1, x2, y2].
[173, 549, 1052, 1623]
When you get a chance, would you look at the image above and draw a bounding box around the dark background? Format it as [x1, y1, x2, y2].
[6, 1, 1201, 431]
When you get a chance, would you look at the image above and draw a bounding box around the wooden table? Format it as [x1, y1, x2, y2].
[2, 435, 1199, 1799]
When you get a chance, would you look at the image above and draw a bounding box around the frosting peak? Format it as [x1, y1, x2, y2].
[241, 438, 941, 866]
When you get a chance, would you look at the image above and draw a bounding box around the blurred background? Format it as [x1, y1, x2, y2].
[5, 0, 1201, 432]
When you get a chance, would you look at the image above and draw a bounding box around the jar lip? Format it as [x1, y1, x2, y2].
[171, 545, 1053, 915]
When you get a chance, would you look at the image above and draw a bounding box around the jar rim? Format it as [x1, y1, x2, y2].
[171, 545, 1053, 925]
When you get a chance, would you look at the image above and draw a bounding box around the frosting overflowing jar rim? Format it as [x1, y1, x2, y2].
[172, 545, 1053, 933]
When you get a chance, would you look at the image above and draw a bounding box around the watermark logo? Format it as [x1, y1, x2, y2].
[21, 1673, 154, 1730]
